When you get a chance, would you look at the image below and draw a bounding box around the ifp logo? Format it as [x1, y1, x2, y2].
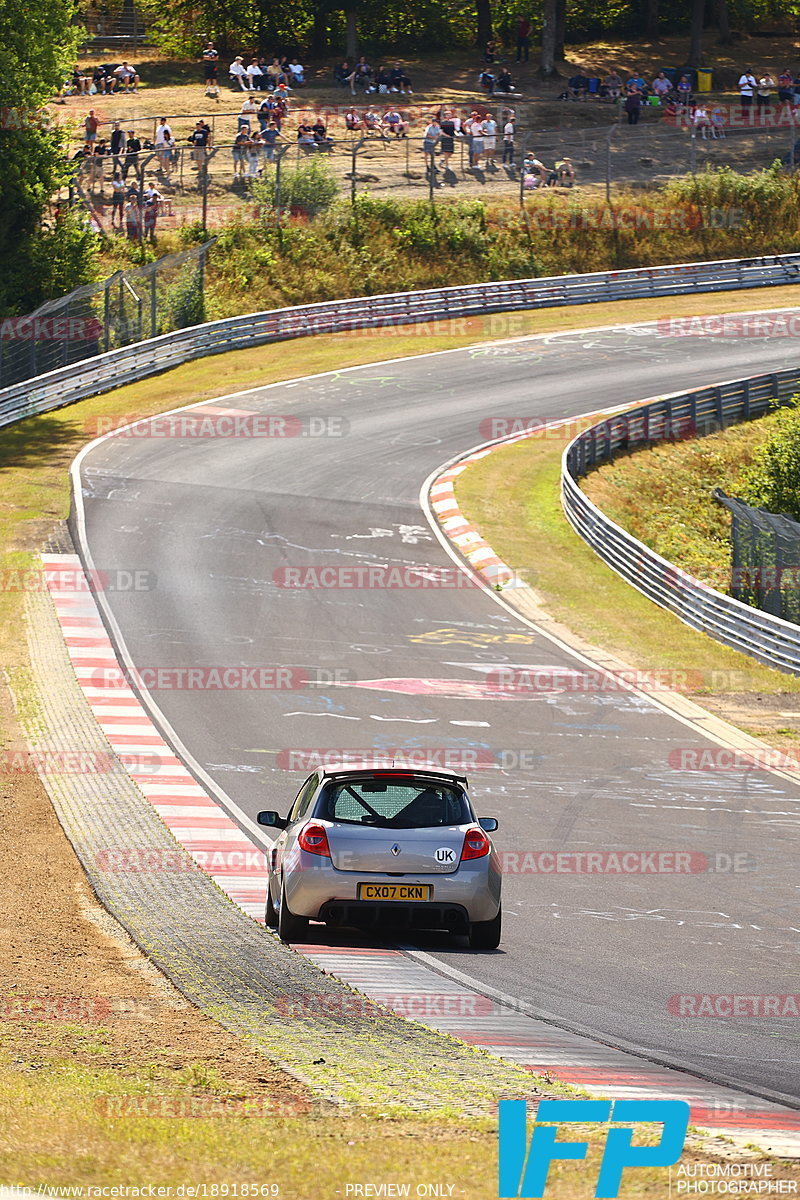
[498, 1099, 690, 1197]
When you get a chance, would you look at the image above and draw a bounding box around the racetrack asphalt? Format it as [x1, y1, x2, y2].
[73, 319, 800, 1103]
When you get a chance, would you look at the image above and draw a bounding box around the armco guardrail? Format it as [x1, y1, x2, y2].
[1, 252, 800, 431]
[562, 366, 800, 674]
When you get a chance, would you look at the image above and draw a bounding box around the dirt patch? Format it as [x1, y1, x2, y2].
[0, 679, 307, 1102]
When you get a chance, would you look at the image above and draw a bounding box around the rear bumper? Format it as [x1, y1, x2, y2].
[281, 856, 501, 924]
[319, 899, 470, 932]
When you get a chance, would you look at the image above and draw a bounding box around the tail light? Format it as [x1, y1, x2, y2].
[461, 827, 491, 861]
[298, 823, 331, 857]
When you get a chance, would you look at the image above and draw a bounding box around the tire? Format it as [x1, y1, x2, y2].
[264, 880, 278, 927]
[468, 906, 501, 950]
[277, 878, 309, 943]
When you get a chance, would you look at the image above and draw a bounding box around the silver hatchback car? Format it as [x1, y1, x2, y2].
[257, 764, 501, 949]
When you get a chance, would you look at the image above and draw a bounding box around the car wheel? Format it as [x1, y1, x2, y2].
[264, 880, 278, 927]
[468, 906, 501, 950]
[277, 878, 309, 943]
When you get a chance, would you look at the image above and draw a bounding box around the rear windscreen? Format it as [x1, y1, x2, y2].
[318, 779, 470, 828]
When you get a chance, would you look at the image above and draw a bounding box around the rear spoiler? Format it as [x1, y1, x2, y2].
[321, 767, 470, 789]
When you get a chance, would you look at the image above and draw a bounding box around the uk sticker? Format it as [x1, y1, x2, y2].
[435, 847, 457, 864]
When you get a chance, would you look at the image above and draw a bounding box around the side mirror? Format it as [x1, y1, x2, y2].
[479, 817, 498, 832]
[257, 810, 287, 829]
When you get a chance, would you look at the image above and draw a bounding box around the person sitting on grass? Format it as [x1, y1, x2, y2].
[651, 71, 673, 102]
[229, 56, 250, 90]
[288, 59, 306, 86]
[334, 60, 350, 87]
[390, 62, 413, 93]
[113, 62, 140, 93]
[567, 73, 589, 99]
[522, 154, 550, 188]
[71, 65, 90, 94]
[312, 119, 333, 150]
[348, 56, 373, 94]
[297, 123, 317, 152]
[555, 156, 575, 185]
[479, 67, 496, 94]
[374, 65, 392, 92]
[495, 66, 515, 94]
[603, 69, 623, 100]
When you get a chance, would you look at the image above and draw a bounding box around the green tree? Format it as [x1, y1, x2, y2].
[0, 0, 98, 316]
[740, 398, 800, 522]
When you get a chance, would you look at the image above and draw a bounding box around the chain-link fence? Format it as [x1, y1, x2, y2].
[64, 98, 800, 230]
[0, 240, 214, 388]
[715, 488, 800, 623]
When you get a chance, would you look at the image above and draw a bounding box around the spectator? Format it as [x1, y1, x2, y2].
[84, 109, 99, 144]
[738, 69, 757, 107]
[567, 74, 589, 99]
[246, 58, 262, 90]
[110, 121, 126, 173]
[202, 42, 219, 96]
[124, 195, 141, 240]
[692, 102, 712, 138]
[188, 120, 210, 167]
[652, 72, 672, 102]
[390, 62, 412, 93]
[334, 60, 350, 87]
[481, 112, 498, 168]
[114, 61, 139, 93]
[495, 66, 515, 94]
[515, 14, 531, 63]
[422, 116, 441, 172]
[288, 58, 306, 86]
[626, 70, 647, 93]
[363, 106, 383, 134]
[522, 155, 549, 188]
[88, 138, 107, 191]
[232, 127, 249, 177]
[502, 110, 515, 164]
[345, 105, 362, 131]
[123, 129, 140, 179]
[624, 87, 642, 124]
[312, 119, 332, 150]
[383, 107, 407, 138]
[555, 156, 575, 185]
[375, 65, 392, 93]
[142, 183, 161, 240]
[484, 39, 498, 64]
[297, 123, 317, 152]
[466, 111, 484, 168]
[438, 109, 457, 167]
[710, 105, 726, 138]
[265, 57, 285, 89]
[246, 129, 263, 176]
[676, 73, 692, 105]
[110, 168, 125, 228]
[757, 73, 775, 107]
[262, 121, 284, 161]
[154, 116, 174, 177]
[479, 68, 496, 94]
[778, 68, 794, 104]
[239, 94, 258, 129]
[603, 69, 622, 100]
[91, 64, 112, 94]
[229, 56, 249, 91]
[71, 66, 90, 95]
[348, 56, 373, 94]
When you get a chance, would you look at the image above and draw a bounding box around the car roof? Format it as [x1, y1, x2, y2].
[315, 762, 469, 787]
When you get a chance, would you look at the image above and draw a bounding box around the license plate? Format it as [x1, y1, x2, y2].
[357, 883, 432, 902]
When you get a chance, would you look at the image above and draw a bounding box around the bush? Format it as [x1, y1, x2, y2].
[252, 158, 339, 220]
[740, 396, 800, 520]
